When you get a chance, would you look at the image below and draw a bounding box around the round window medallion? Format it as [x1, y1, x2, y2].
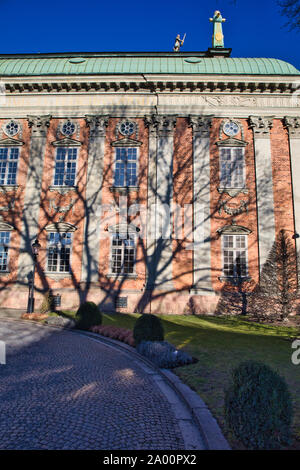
[4, 119, 19, 137]
[223, 120, 240, 137]
[119, 120, 135, 136]
[61, 120, 76, 136]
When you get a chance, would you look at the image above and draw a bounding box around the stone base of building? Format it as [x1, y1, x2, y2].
[0, 286, 222, 315]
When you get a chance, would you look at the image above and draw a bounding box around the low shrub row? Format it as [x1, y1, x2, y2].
[90, 325, 135, 347]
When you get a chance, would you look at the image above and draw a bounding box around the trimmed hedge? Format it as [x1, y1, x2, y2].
[75, 301, 102, 330]
[224, 360, 293, 449]
[133, 314, 164, 345]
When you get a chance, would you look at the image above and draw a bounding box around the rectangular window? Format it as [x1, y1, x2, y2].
[114, 147, 137, 187]
[47, 232, 72, 273]
[53, 148, 77, 186]
[222, 234, 248, 278]
[111, 233, 135, 274]
[220, 147, 245, 188]
[0, 231, 10, 272]
[0, 148, 19, 185]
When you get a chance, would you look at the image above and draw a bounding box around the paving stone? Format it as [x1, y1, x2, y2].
[0, 321, 186, 450]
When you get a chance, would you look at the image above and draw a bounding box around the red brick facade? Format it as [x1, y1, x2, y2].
[0, 115, 297, 314]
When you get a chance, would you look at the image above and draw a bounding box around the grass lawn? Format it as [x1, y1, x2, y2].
[98, 312, 300, 450]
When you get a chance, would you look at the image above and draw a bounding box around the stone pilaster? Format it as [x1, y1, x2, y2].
[145, 115, 176, 290]
[144, 115, 157, 289]
[283, 116, 300, 264]
[81, 115, 109, 282]
[189, 115, 214, 294]
[249, 115, 276, 274]
[18, 115, 51, 282]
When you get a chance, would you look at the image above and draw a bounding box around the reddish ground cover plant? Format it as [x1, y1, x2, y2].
[21, 313, 49, 321]
[90, 325, 135, 347]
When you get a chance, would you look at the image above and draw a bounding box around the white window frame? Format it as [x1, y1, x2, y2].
[219, 146, 246, 189]
[109, 232, 136, 275]
[113, 147, 139, 188]
[46, 232, 73, 273]
[221, 234, 249, 279]
[0, 147, 20, 185]
[53, 147, 78, 187]
[0, 231, 11, 272]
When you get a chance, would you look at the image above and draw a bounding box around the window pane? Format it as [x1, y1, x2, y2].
[47, 246, 58, 272]
[0, 148, 19, 185]
[114, 148, 138, 187]
[47, 232, 72, 272]
[220, 147, 245, 188]
[115, 162, 125, 186]
[0, 231, 10, 271]
[111, 233, 135, 274]
[223, 235, 247, 277]
[54, 148, 77, 186]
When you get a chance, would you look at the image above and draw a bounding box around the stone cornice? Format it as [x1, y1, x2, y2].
[216, 137, 248, 147]
[0, 137, 24, 146]
[5, 79, 299, 94]
[111, 136, 142, 147]
[0, 215, 14, 231]
[52, 137, 82, 147]
[45, 222, 77, 232]
[217, 223, 252, 235]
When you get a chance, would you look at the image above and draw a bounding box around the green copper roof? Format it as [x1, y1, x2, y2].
[0, 54, 299, 76]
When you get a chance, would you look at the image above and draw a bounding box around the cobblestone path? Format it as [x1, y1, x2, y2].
[0, 321, 187, 450]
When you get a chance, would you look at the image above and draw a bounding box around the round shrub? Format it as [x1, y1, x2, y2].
[224, 360, 293, 449]
[75, 301, 102, 330]
[133, 314, 164, 345]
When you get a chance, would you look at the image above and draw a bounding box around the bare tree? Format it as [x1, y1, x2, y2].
[278, 0, 300, 30]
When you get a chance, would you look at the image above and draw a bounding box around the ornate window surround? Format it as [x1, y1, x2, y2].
[220, 119, 244, 140]
[3, 119, 21, 138]
[58, 119, 78, 138]
[116, 119, 138, 139]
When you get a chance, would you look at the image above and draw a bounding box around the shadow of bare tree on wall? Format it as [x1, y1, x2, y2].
[0, 101, 297, 318]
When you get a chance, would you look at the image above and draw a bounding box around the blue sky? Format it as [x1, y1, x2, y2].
[1, 0, 299, 69]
